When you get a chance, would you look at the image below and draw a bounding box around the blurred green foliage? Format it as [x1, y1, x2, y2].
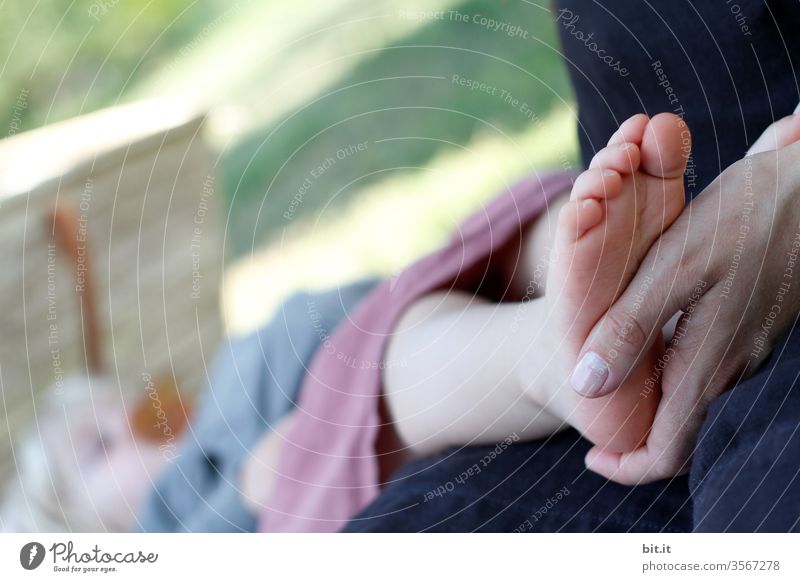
[0, 0, 227, 132]
[0, 0, 573, 256]
[224, 0, 573, 253]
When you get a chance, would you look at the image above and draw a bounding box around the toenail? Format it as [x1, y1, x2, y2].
[570, 352, 610, 396]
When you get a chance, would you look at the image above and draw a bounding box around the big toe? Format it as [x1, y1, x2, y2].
[640, 112, 690, 179]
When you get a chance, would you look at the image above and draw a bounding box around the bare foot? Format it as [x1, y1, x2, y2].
[523, 113, 688, 452]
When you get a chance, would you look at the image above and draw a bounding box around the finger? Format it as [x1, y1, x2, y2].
[585, 445, 666, 485]
[746, 114, 800, 156]
[587, 292, 745, 485]
[583, 362, 696, 486]
[645, 290, 749, 459]
[570, 214, 711, 398]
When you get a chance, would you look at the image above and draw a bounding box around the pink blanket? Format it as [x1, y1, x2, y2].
[260, 170, 578, 532]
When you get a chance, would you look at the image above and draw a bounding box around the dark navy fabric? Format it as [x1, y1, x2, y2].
[691, 324, 800, 533]
[343, 2, 800, 533]
[346, 327, 800, 533]
[345, 431, 691, 533]
[556, 0, 800, 200]
[345, 325, 800, 532]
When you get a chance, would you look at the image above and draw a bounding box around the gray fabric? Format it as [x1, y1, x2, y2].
[136, 280, 376, 532]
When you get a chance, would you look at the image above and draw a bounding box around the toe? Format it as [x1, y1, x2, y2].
[589, 142, 641, 175]
[640, 112, 690, 178]
[607, 113, 650, 146]
[571, 168, 623, 202]
[557, 198, 603, 244]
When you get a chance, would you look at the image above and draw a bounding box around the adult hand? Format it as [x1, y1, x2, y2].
[570, 127, 800, 485]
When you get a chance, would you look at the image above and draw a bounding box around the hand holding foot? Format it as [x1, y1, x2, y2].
[521, 112, 690, 453]
[573, 111, 800, 483]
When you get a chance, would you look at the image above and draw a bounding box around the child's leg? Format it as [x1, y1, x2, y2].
[507, 191, 571, 299]
[385, 113, 689, 456]
[386, 110, 800, 459]
[384, 290, 564, 456]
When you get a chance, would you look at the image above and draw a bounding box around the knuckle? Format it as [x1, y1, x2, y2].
[650, 457, 680, 481]
[655, 220, 710, 285]
[611, 473, 637, 486]
[662, 441, 694, 476]
[622, 470, 648, 486]
[701, 359, 744, 404]
[674, 243, 714, 287]
[600, 308, 649, 358]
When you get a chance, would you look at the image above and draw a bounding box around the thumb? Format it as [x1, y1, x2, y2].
[570, 301, 662, 398]
[584, 442, 685, 485]
[570, 270, 703, 398]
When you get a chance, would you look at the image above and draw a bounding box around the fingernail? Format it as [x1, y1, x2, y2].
[570, 352, 610, 396]
[794, 101, 800, 115]
[620, 142, 635, 151]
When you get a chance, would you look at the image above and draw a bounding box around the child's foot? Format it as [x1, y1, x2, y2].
[522, 113, 689, 452]
[528, 110, 800, 453]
